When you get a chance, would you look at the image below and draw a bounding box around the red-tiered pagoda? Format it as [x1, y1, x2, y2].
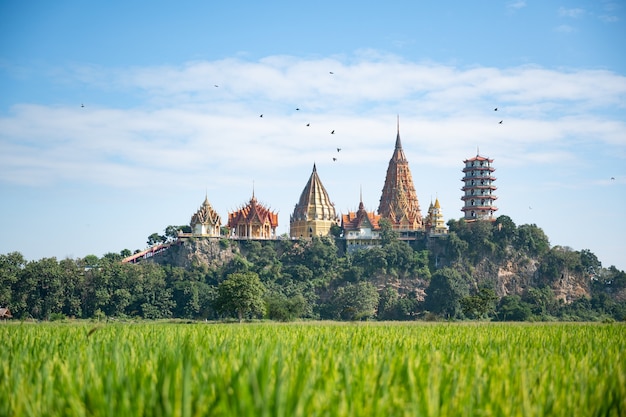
[377, 118, 423, 232]
[227, 192, 278, 239]
[461, 153, 498, 221]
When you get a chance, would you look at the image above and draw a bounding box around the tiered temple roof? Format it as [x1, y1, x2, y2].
[342, 196, 382, 252]
[377, 119, 423, 231]
[190, 194, 222, 237]
[290, 164, 338, 238]
[227, 193, 279, 239]
[342, 200, 381, 232]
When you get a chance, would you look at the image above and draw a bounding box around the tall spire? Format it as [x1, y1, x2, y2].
[395, 114, 402, 150]
[378, 119, 423, 231]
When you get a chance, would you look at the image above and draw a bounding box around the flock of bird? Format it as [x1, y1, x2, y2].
[254, 71, 343, 163]
[80, 74, 619, 183]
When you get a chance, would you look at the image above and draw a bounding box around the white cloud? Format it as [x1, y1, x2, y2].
[507, 1, 527, 10]
[1, 54, 625, 269]
[558, 7, 585, 18]
[554, 24, 575, 33]
[2, 56, 625, 191]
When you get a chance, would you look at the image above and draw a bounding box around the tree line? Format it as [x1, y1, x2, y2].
[1, 217, 625, 322]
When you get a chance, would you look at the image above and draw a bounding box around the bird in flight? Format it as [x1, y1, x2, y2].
[214, 85, 219, 87]
[331, 130, 335, 134]
[611, 177, 615, 180]
[81, 103, 84, 108]
[499, 120, 503, 124]
[296, 108, 300, 111]
[329, 71, 334, 74]
[333, 157, 337, 162]
[494, 108, 498, 111]
[259, 114, 263, 118]
[306, 123, 310, 126]
[337, 148, 341, 152]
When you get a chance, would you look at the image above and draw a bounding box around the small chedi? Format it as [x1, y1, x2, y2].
[425, 198, 448, 236]
[177, 119, 506, 244]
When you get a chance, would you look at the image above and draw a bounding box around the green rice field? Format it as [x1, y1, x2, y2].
[1, 322, 624, 416]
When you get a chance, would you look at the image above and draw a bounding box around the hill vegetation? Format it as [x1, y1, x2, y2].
[1, 216, 625, 322]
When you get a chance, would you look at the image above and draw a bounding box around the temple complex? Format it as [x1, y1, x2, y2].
[341, 193, 382, 253]
[227, 192, 279, 239]
[377, 119, 424, 233]
[190, 194, 222, 237]
[425, 198, 448, 235]
[290, 164, 339, 238]
[461, 153, 498, 221]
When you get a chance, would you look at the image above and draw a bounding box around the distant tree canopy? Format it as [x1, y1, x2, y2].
[1, 217, 624, 322]
[215, 272, 266, 322]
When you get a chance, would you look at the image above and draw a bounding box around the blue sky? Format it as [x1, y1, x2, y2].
[1, 0, 625, 270]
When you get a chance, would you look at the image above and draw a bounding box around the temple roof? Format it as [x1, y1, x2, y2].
[227, 195, 278, 228]
[377, 118, 423, 229]
[342, 200, 381, 231]
[191, 194, 221, 226]
[291, 164, 337, 222]
[464, 154, 493, 163]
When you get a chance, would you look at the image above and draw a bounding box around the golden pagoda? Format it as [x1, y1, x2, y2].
[377, 118, 423, 232]
[425, 198, 448, 235]
[290, 164, 339, 238]
[227, 192, 278, 239]
[190, 194, 222, 237]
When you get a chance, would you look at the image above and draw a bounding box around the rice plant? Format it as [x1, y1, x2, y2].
[1, 322, 624, 416]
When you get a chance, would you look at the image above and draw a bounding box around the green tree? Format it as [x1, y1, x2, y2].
[494, 215, 517, 246]
[0, 252, 26, 310]
[379, 218, 398, 246]
[59, 258, 84, 318]
[424, 268, 469, 319]
[496, 295, 532, 321]
[329, 282, 379, 321]
[147, 232, 166, 246]
[215, 272, 266, 322]
[265, 292, 307, 321]
[516, 224, 550, 257]
[19, 258, 64, 320]
[460, 288, 497, 319]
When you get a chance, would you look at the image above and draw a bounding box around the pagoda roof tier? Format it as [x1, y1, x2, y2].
[461, 195, 498, 201]
[461, 176, 497, 181]
[461, 206, 499, 211]
[462, 166, 495, 173]
[461, 185, 497, 191]
[463, 154, 493, 163]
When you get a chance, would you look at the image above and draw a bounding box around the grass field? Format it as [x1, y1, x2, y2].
[1, 321, 624, 416]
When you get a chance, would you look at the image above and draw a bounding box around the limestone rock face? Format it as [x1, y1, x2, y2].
[152, 238, 238, 269]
